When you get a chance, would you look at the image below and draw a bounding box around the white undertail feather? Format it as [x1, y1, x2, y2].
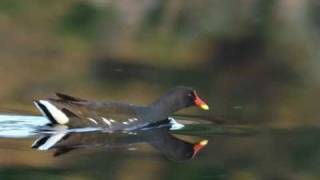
[38, 132, 67, 150]
[31, 136, 45, 148]
[38, 100, 69, 124]
[88, 118, 98, 124]
[102, 118, 112, 127]
[33, 101, 46, 117]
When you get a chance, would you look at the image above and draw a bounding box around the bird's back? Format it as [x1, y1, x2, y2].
[34, 93, 149, 131]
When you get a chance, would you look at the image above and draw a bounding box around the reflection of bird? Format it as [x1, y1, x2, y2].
[33, 87, 209, 131]
[31, 120, 208, 161]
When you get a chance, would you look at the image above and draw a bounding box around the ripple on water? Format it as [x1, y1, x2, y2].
[0, 114, 48, 138]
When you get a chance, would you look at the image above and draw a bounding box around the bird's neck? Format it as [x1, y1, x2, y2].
[149, 99, 181, 120]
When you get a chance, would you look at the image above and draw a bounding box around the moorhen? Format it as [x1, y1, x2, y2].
[33, 86, 209, 131]
[32, 120, 208, 160]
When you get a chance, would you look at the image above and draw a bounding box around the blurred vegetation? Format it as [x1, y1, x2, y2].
[0, 0, 320, 179]
[59, 2, 102, 38]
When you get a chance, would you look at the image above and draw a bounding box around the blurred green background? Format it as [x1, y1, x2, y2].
[0, 0, 320, 179]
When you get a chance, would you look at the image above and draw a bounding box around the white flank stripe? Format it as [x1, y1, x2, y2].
[38, 132, 66, 150]
[39, 100, 69, 124]
[88, 118, 98, 124]
[109, 119, 115, 123]
[127, 132, 137, 135]
[122, 122, 129, 125]
[102, 118, 112, 127]
[128, 118, 134, 122]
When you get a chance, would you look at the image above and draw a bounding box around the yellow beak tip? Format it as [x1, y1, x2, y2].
[200, 104, 210, 110]
[200, 139, 208, 146]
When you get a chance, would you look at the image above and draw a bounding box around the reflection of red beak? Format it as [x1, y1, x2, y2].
[193, 91, 209, 110]
[192, 139, 208, 158]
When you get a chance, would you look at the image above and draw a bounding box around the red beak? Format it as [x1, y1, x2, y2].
[192, 139, 208, 158]
[193, 91, 209, 110]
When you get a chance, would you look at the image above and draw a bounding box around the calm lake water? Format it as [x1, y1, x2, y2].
[0, 112, 319, 180]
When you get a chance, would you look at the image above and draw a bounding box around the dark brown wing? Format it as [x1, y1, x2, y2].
[35, 93, 149, 129]
[55, 92, 87, 102]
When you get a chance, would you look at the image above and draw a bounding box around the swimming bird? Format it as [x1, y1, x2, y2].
[33, 86, 209, 131]
[32, 120, 208, 160]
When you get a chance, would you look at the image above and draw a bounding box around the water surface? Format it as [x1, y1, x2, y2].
[0, 113, 319, 179]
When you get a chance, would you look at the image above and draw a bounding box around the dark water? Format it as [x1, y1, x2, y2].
[1, 1, 320, 179]
[0, 113, 319, 180]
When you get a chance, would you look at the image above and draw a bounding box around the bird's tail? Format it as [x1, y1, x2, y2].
[33, 100, 70, 124]
[31, 132, 67, 150]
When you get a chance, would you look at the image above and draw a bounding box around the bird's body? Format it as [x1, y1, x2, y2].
[33, 87, 209, 131]
[32, 87, 210, 156]
[32, 123, 207, 160]
[35, 93, 152, 131]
